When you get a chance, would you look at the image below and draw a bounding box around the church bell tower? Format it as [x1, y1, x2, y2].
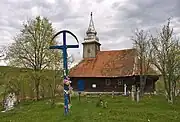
[82, 12, 101, 58]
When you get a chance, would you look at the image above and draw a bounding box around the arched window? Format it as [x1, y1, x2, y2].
[105, 79, 111, 86]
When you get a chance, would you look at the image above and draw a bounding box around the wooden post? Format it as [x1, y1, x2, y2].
[112, 91, 114, 98]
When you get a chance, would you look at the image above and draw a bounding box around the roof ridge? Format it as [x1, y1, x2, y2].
[100, 48, 136, 52]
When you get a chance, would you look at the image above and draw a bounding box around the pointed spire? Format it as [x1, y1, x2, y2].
[86, 12, 97, 35]
[84, 12, 99, 42]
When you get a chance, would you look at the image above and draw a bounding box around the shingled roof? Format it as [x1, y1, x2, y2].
[69, 48, 156, 78]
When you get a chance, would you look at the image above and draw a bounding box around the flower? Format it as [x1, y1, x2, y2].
[63, 79, 68, 83]
[64, 79, 71, 85]
[69, 86, 73, 90]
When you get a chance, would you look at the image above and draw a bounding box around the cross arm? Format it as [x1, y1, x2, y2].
[67, 45, 79, 48]
[49, 46, 64, 50]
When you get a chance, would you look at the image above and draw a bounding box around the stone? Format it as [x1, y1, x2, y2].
[131, 85, 136, 101]
[153, 91, 157, 95]
[136, 87, 140, 102]
[1, 93, 16, 112]
[124, 84, 127, 96]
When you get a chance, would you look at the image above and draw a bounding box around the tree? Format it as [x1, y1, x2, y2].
[132, 29, 153, 96]
[6, 16, 62, 100]
[150, 19, 180, 103]
[0, 46, 7, 61]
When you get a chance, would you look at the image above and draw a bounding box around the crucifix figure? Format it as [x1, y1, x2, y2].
[49, 30, 79, 115]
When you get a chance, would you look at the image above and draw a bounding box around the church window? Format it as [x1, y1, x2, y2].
[105, 79, 111, 86]
[117, 79, 123, 86]
[92, 84, 96, 88]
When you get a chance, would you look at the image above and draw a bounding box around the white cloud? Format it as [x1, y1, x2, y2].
[0, 0, 180, 66]
[46, 0, 56, 4]
[31, 6, 40, 17]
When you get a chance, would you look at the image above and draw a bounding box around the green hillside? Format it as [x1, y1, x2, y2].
[0, 66, 63, 101]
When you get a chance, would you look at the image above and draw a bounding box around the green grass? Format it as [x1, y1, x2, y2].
[0, 66, 179, 122]
[0, 95, 180, 122]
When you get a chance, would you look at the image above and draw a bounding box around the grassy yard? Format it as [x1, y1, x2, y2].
[0, 95, 180, 122]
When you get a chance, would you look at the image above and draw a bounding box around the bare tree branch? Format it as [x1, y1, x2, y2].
[150, 19, 180, 104]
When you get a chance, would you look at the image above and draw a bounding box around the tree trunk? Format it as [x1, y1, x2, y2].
[36, 85, 39, 100]
[2, 90, 7, 109]
[165, 79, 176, 104]
[29, 84, 34, 99]
[140, 75, 146, 97]
[163, 76, 171, 102]
[21, 81, 25, 101]
[170, 81, 176, 104]
[41, 86, 45, 99]
[35, 81, 40, 101]
[168, 91, 174, 104]
[15, 90, 20, 104]
[140, 75, 143, 96]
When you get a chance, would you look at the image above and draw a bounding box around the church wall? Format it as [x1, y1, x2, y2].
[70, 76, 156, 93]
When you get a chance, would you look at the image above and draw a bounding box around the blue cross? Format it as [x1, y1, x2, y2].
[49, 30, 79, 115]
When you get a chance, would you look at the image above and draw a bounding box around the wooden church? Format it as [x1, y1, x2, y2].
[69, 13, 159, 93]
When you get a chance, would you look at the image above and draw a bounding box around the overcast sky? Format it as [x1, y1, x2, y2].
[0, 0, 180, 66]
